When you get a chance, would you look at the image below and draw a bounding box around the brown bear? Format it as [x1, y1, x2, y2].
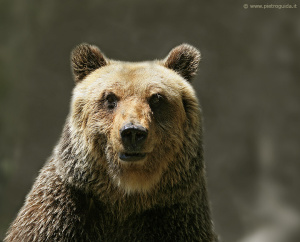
[5, 43, 217, 241]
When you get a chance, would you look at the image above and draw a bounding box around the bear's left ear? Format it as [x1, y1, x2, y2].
[163, 44, 201, 82]
[71, 43, 107, 83]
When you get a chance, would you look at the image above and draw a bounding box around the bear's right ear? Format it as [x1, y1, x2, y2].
[71, 43, 107, 83]
[163, 44, 201, 82]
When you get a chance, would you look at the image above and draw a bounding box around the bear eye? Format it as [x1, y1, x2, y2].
[149, 93, 164, 109]
[105, 93, 118, 110]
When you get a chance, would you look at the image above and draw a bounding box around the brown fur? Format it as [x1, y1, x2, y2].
[5, 44, 217, 241]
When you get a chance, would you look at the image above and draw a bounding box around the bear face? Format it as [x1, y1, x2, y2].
[57, 44, 201, 195]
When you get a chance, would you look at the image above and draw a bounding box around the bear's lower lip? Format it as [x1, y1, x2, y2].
[119, 152, 146, 162]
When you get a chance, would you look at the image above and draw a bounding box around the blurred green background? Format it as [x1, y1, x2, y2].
[1, 0, 299, 241]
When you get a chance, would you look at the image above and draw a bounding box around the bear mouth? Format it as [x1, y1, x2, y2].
[119, 152, 147, 162]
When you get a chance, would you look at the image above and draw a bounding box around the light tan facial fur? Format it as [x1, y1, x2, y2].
[70, 62, 194, 193]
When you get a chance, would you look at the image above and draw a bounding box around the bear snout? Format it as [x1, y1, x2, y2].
[118, 123, 148, 162]
[119, 123, 148, 150]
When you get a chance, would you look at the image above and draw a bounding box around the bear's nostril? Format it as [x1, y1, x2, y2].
[136, 132, 145, 141]
[120, 124, 148, 149]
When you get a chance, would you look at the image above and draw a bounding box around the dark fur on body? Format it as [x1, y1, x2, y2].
[5, 44, 217, 241]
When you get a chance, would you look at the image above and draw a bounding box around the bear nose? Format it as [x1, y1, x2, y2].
[120, 123, 148, 149]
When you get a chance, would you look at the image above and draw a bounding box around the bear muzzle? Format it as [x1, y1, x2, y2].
[119, 123, 148, 162]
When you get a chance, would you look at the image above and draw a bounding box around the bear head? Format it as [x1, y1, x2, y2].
[56, 43, 202, 195]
